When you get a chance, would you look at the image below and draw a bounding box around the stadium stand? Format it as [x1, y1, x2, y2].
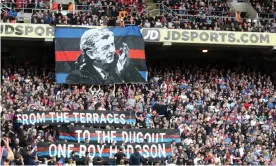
[1, 37, 276, 165]
[1, 0, 276, 165]
[1, 0, 276, 32]
[250, 0, 276, 18]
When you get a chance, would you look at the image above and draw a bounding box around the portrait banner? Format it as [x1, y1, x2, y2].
[58, 127, 181, 143]
[36, 142, 172, 159]
[55, 26, 148, 85]
[15, 110, 136, 126]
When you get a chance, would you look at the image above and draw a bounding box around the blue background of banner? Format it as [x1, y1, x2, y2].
[55, 26, 143, 38]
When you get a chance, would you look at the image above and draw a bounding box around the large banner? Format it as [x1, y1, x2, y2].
[55, 26, 148, 85]
[0, 23, 54, 38]
[141, 28, 276, 46]
[58, 127, 181, 143]
[37, 142, 172, 159]
[16, 110, 135, 126]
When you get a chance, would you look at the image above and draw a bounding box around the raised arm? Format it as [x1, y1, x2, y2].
[3, 138, 14, 161]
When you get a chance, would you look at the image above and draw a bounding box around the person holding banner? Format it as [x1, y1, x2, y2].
[129, 148, 143, 165]
[47, 156, 57, 165]
[114, 147, 126, 165]
[66, 28, 145, 85]
[64, 158, 76, 166]
[84, 155, 93, 166]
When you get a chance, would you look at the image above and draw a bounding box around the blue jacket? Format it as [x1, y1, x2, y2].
[129, 152, 143, 165]
[9, 10, 17, 17]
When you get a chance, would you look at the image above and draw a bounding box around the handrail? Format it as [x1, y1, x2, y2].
[228, 0, 249, 2]
[161, 4, 178, 16]
[75, 4, 145, 11]
[1, 2, 46, 6]
[170, 9, 234, 17]
[140, 3, 233, 18]
[180, 14, 236, 19]
[0, 3, 11, 10]
[258, 12, 276, 19]
[3, 13, 275, 25]
[1, 2, 47, 13]
[31, 8, 70, 16]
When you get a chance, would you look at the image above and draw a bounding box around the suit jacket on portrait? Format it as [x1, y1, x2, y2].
[66, 53, 146, 85]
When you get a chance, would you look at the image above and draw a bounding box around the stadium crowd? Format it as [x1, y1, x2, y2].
[1, 0, 276, 32]
[156, 0, 230, 16]
[250, 0, 276, 18]
[1, 63, 276, 165]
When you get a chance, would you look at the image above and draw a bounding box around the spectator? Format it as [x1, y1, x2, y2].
[118, 159, 126, 166]
[16, 10, 24, 23]
[52, 0, 58, 11]
[94, 157, 104, 165]
[1, 137, 14, 165]
[114, 147, 126, 165]
[9, 8, 17, 21]
[13, 152, 24, 165]
[84, 156, 93, 166]
[64, 158, 76, 166]
[129, 148, 143, 165]
[29, 154, 40, 165]
[47, 156, 56, 165]
[68, 2, 73, 13]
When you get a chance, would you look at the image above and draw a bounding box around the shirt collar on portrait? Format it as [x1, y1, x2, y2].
[93, 65, 108, 80]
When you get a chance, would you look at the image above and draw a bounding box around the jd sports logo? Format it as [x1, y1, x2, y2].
[142, 29, 160, 41]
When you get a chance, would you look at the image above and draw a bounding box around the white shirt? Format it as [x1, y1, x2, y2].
[127, 98, 136, 107]
[94, 65, 107, 80]
[251, 120, 257, 126]
[184, 138, 193, 145]
[155, 21, 162, 27]
[16, 12, 24, 21]
[144, 22, 151, 28]
[215, 157, 221, 165]
[239, 147, 244, 157]
[194, 157, 202, 165]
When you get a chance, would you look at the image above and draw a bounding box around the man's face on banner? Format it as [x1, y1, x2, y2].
[86, 34, 115, 67]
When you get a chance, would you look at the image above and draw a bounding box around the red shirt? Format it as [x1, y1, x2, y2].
[9, 75, 15, 81]
[52, 2, 58, 11]
[205, 156, 215, 164]
[244, 103, 250, 110]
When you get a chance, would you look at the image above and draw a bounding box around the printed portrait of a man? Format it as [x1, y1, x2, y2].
[66, 28, 145, 85]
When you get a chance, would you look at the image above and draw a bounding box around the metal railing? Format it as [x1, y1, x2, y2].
[31, 8, 70, 16]
[139, 3, 234, 17]
[139, 3, 178, 16]
[258, 12, 276, 19]
[176, 14, 236, 20]
[1, 2, 47, 13]
[0, 3, 11, 12]
[170, 9, 234, 17]
[228, 0, 249, 2]
[75, 4, 146, 13]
